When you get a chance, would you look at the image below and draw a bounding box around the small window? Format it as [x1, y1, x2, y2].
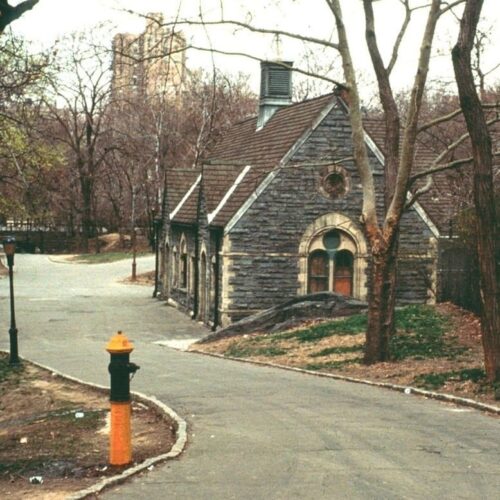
[318, 165, 350, 200]
[172, 250, 178, 286]
[180, 240, 188, 289]
[180, 253, 187, 288]
[323, 172, 346, 199]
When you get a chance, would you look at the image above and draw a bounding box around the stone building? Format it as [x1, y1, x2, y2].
[111, 12, 186, 98]
[159, 61, 445, 329]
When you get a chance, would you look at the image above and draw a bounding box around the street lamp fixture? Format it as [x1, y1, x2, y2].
[3, 236, 19, 365]
[152, 215, 163, 298]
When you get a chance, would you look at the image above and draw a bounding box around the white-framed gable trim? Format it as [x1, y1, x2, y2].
[224, 98, 338, 235]
[363, 132, 385, 165]
[208, 165, 252, 224]
[410, 201, 440, 238]
[224, 170, 278, 235]
[362, 127, 441, 239]
[170, 174, 201, 220]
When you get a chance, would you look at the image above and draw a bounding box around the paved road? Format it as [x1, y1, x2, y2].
[1, 255, 499, 499]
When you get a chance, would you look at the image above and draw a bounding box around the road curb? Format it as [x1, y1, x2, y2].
[189, 348, 500, 416]
[1, 353, 188, 499]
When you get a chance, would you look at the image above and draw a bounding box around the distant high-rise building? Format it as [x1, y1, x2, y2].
[111, 13, 186, 98]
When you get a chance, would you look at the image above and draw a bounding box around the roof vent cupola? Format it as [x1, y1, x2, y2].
[257, 60, 293, 130]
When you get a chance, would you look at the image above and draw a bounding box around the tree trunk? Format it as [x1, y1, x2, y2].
[452, 0, 500, 386]
[80, 177, 93, 254]
[364, 236, 398, 364]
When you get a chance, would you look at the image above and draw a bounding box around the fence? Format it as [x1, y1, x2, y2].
[437, 240, 481, 314]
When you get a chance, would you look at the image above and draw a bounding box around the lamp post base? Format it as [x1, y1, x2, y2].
[9, 327, 19, 365]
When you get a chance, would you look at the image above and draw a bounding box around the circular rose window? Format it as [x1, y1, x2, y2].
[323, 172, 346, 198]
[318, 165, 350, 200]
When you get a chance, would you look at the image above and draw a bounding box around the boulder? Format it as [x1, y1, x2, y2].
[200, 292, 367, 343]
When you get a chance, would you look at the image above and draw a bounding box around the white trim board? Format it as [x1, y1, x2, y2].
[170, 174, 201, 220]
[208, 165, 252, 224]
[225, 98, 338, 234]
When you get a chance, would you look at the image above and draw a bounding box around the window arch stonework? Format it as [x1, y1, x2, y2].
[298, 213, 368, 300]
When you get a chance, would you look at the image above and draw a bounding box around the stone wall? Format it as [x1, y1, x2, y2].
[222, 102, 436, 323]
[167, 223, 222, 326]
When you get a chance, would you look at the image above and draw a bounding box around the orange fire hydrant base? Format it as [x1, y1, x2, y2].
[109, 402, 132, 465]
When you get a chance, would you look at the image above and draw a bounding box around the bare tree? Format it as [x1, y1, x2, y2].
[0, 32, 62, 225]
[43, 33, 115, 252]
[452, 0, 499, 389]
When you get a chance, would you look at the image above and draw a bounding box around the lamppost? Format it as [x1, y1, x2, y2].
[131, 227, 137, 282]
[152, 215, 163, 298]
[3, 236, 19, 365]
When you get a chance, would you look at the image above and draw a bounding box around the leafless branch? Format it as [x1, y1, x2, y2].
[439, 0, 466, 16]
[125, 13, 340, 51]
[387, 1, 412, 75]
[406, 149, 500, 207]
[418, 102, 499, 133]
[0, 0, 39, 32]
[410, 116, 500, 185]
[187, 44, 344, 87]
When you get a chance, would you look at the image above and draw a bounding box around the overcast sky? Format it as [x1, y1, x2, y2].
[11, 0, 500, 98]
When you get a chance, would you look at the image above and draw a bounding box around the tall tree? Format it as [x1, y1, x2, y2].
[452, 0, 500, 389]
[0, 32, 61, 224]
[170, 0, 470, 363]
[43, 33, 115, 252]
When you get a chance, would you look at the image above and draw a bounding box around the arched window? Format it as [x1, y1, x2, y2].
[164, 243, 170, 289]
[308, 250, 329, 293]
[306, 230, 356, 297]
[172, 247, 178, 286]
[180, 240, 188, 289]
[299, 213, 368, 300]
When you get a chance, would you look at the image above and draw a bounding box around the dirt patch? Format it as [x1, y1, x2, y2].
[121, 270, 155, 286]
[0, 354, 177, 499]
[192, 303, 499, 406]
[90, 233, 151, 254]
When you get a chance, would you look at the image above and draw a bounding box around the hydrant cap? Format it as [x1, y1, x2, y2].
[106, 331, 134, 354]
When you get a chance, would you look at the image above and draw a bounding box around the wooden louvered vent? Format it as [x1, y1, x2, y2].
[261, 62, 293, 98]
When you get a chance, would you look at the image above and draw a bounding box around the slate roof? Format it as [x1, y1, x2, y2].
[167, 168, 200, 224]
[169, 92, 497, 235]
[169, 93, 337, 227]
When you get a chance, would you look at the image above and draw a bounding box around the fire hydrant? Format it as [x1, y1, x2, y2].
[106, 330, 140, 466]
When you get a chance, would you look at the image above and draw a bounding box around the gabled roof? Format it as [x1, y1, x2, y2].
[169, 93, 337, 227]
[168, 168, 201, 223]
[210, 93, 336, 171]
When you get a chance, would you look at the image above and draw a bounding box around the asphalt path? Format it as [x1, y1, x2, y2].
[0, 255, 499, 499]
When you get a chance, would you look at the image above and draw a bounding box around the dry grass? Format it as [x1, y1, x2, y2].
[0, 355, 176, 499]
[192, 303, 498, 405]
